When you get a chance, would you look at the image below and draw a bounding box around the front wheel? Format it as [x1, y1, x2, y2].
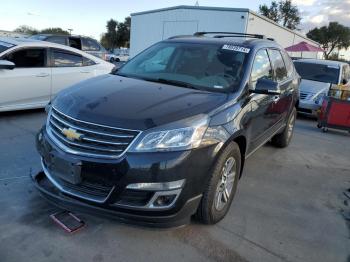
[271, 107, 296, 148]
[195, 142, 241, 224]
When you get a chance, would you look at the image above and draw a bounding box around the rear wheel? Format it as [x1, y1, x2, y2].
[271, 107, 296, 148]
[195, 142, 241, 224]
[110, 57, 115, 63]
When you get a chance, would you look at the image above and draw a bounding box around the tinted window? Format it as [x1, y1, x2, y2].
[294, 62, 340, 84]
[117, 42, 248, 93]
[82, 38, 101, 51]
[68, 38, 82, 50]
[83, 57, 96, 66]
[269, 49, 288, 82]
[0, 41, 15, 53]
[250, 49, 273, 89]
[47, 36, 67, 45]
[53, 50, 82, 67]
[281, 51, 294, 77]
[5, 48, 45, 68]
[341, 65, 350, 83]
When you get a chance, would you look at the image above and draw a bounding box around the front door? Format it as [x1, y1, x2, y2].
[247, 49, 277, 152]
[0, 48, 51, 110]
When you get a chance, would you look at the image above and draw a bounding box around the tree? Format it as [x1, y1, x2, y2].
[100, 19, 118, 50]
[14, 25, 39, 35]
[307, 22, 350, 59]
[116, 17, 131, 47]
[259, 0, 301, 30]
[40, 27, 69, 35]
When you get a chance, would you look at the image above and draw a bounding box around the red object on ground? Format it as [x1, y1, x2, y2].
[285, 41, 324, 52]
[318, 97, 350, 132]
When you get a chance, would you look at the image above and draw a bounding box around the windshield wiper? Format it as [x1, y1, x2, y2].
[155, 78, 200, 90]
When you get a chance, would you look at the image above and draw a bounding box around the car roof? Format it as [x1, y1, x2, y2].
[0, 37, 106, 63]
[164, 36, 282, 49]
[294, 58, 348, 67]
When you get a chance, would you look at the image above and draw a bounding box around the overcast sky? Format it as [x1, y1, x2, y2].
[1, 0, 349, 40]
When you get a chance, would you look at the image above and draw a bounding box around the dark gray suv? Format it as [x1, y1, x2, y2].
[33, 32, 300, 227]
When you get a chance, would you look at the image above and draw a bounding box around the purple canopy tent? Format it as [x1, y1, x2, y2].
[285, 41, 324, 58]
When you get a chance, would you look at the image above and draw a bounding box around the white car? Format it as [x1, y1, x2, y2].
[0, 37, 114, 112]
[294, 59, 350, 115]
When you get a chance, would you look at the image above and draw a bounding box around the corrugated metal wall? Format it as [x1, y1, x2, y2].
[130, 8, 248, 57]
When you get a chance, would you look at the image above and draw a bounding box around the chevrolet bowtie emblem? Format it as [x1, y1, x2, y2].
[61, 128, 83, 141]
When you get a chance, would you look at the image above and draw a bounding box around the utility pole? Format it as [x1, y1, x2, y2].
[68, 29, 73, 35]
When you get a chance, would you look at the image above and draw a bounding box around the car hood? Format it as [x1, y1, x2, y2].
[53, 74, 228, 130]
[299, 79, 331, 94]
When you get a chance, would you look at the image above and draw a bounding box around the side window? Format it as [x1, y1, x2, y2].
[82, 38, 101, 51]
[250, 49, 273, 89]
[4, 48, 46, 68]
[53, 50, 83, 67]
[268, 49, 288, 82]
[47, 36, 67, 46]
[281, 51, 294, 78]
[83, 57, 96, 66]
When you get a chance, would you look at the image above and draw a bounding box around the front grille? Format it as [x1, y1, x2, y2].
[47, 107, 140, 158]
[300, 91, 313, 100]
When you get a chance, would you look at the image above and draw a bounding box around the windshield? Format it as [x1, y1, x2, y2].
[116, 42, 248, 93]
[0, 41, 15, 53]
[294, 62, 340, 84]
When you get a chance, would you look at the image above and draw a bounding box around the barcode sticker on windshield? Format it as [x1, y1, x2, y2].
[222, 45, 250, 53]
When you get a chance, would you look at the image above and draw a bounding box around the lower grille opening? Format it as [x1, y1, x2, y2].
[115, 189, 154, 207]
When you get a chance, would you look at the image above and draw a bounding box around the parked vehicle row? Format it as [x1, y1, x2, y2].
[0, 37, 114, 112]
[32, 32, 299, 227]
[30, 34, 109, 61]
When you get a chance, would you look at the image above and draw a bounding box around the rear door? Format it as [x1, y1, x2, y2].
[50, 48, 96, 97]
[0, 47, 51, 109]
[268, 49, 294, 129]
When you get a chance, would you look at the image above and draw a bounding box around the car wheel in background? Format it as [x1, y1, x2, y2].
[271, 107, 296, 148]
[195, 142, 241, 224]
[110, 57, 115, 63]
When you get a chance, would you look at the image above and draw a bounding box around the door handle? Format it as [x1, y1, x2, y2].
[80, 70, 90, 74]
[35, 73, 49, 77]
[273, 95, 280, 103]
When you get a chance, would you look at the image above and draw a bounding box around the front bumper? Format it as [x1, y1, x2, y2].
[33, 127, 218, 227]
[297, 100, 321, 115]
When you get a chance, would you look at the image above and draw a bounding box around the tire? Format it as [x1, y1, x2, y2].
[115, 58, 120, 62]
[110, 58, 115, 63]
[195, 142, 241, 224]
[271, 107, 296, 148]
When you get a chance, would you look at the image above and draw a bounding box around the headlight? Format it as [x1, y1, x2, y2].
[133, 116, 208, 152]
[314, 92, 326, 104]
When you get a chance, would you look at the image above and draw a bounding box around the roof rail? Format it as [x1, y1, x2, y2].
[193, 32, 268, 40]
[168, 35, 193, 40]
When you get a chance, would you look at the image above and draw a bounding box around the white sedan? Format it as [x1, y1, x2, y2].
[0, 37, 114, 112]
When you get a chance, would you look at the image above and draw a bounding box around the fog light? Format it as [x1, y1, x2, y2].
[153, 194, 177, 207]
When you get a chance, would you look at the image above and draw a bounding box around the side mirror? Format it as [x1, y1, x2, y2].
[0, 60, 15, 70]
[250, 78, 280, 95]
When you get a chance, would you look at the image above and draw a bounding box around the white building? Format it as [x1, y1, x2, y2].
[130, 5, 321, 58]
